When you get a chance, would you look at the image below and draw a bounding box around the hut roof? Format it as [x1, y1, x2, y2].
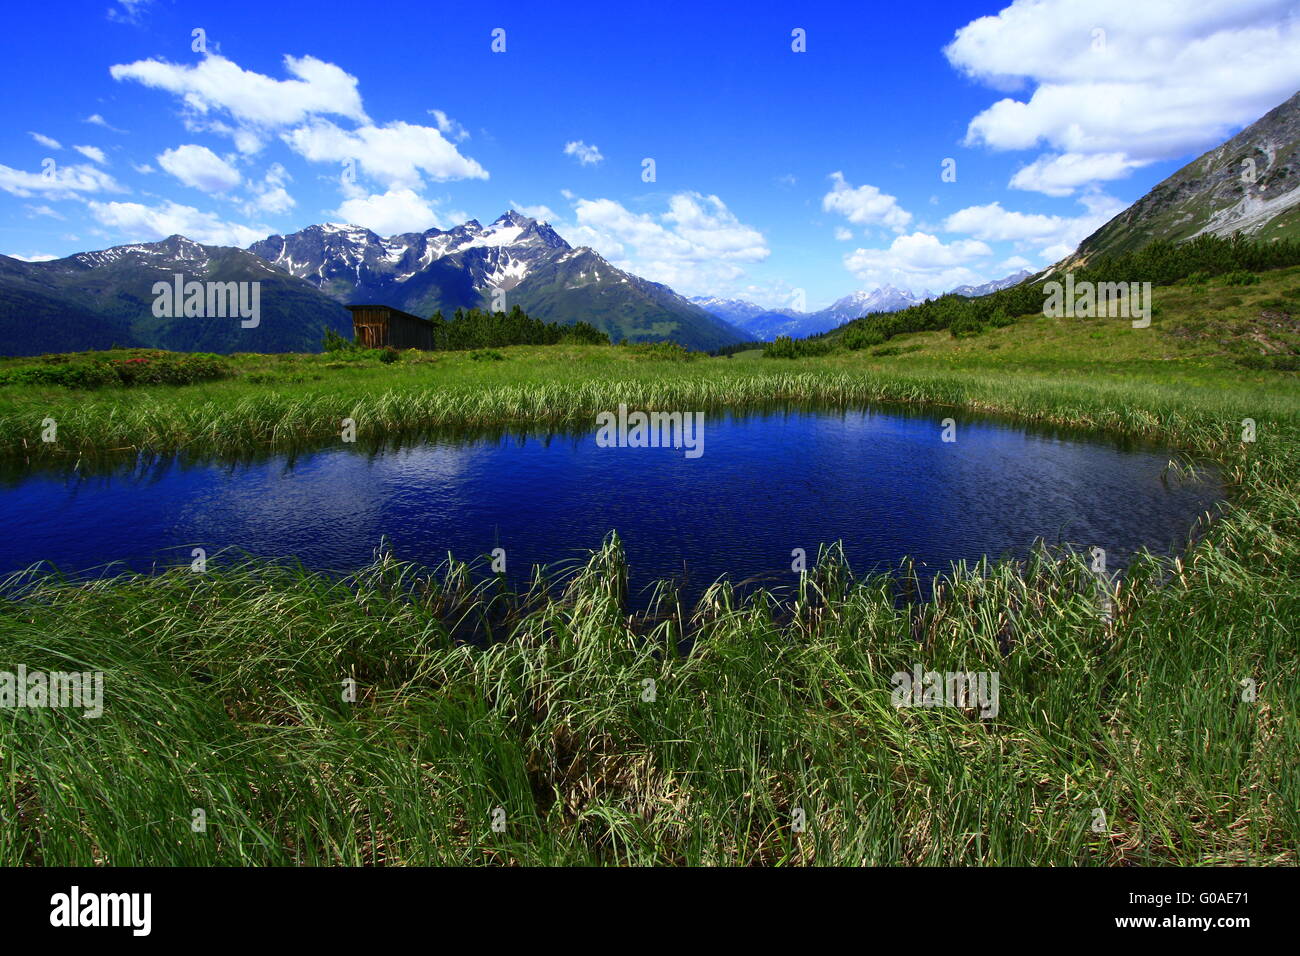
[346, 304, 435, 327]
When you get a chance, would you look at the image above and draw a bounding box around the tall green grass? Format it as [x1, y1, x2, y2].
[1, 521, 1294, 865]
[3, 362, 1294, 464]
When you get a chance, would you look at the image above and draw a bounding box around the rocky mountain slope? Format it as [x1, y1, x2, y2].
[1065, 90, 1300, 266]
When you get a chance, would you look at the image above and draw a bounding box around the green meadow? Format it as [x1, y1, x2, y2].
[0, 266, 1296, 865]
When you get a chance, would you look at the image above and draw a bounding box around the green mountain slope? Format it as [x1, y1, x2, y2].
[502, 247, 746, 351]
[0, 237, 352, 356]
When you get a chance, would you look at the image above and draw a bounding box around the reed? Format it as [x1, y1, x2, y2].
[2, 358, 1294, 464]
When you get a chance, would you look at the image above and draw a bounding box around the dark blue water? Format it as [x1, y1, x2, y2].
[0, 406, 1222, 599]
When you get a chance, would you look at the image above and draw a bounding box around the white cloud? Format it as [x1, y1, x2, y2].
[107, 0, 153, 23]
[510, 202, 558, 223]
[1033, 192, 1128, 261]
[429, 109, 469, 142]
[25, 204, 65, 220]
[999, 255, 1033, 271]
[568, 192, 768, 293]
[0, 162, 123, 199]
[74, 145, 108, 164]
[1009, 152, 1149, 196]
[944, 194, 1127, 262]
[29, 132, 61, 150]
[7, 252, 58, 262]
[843, 232, 993, 291]
[111, 53, 368, 153]
[334, 188, 441, 234]
[283, 120, 487, 189]
[177, 117, 263, 155]
[563, 140, 604, 166]
[664, 193, 768, 261]
[85, 113, 125, 132]
[822, 172, 912, 232]
[157, 144, 242, 192]
[943, 202, 1066, 241]
[946, 0, 1300, 192]
[87, 199, 267, 246]
[244, 163, 294, 215]
[834, 227, 853, 241]
[132, 162, 154, 174]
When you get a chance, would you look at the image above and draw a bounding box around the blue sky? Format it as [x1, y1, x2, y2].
[3, 0, 1298, 309]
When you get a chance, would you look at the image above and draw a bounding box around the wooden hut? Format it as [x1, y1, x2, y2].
[347, 304, 436, 350]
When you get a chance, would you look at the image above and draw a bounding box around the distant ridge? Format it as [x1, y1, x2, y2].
[691, 271, 1033, 342]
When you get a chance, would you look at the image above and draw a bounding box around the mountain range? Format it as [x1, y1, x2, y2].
[247, 212, 747, 350]
[0, 208, 1029, 356]
[692, 271, 1032, 341]
[690, 287, 930, 340]
[0, 236, 352, 355]
[0, 212, 750, 356]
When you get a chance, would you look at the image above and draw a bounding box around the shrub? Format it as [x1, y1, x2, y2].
[469, 349, 505, 362]
[108, 354, 230, 386]
[322, 327, 354, 352]
[429, 306, 610, 350]
[763, 336, 797, 358]
[762, 335, 834, 358]
[1219, 270, 1260, 286]
[949, 315, 986, 338]
[0, 353, 231, 389]
[844, 326, 885, 350]
[0, 363, 118, 388]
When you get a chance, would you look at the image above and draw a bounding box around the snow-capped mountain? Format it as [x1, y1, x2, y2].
[949, 270, 1033, 298]
[248, 212, 747, 351]
[693, 285, 931, 341]
[816, 286, 930, 325]
[248, 212, 569, 303]
[693, 273, 1038, 342]
[687, 296, 777, 326]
